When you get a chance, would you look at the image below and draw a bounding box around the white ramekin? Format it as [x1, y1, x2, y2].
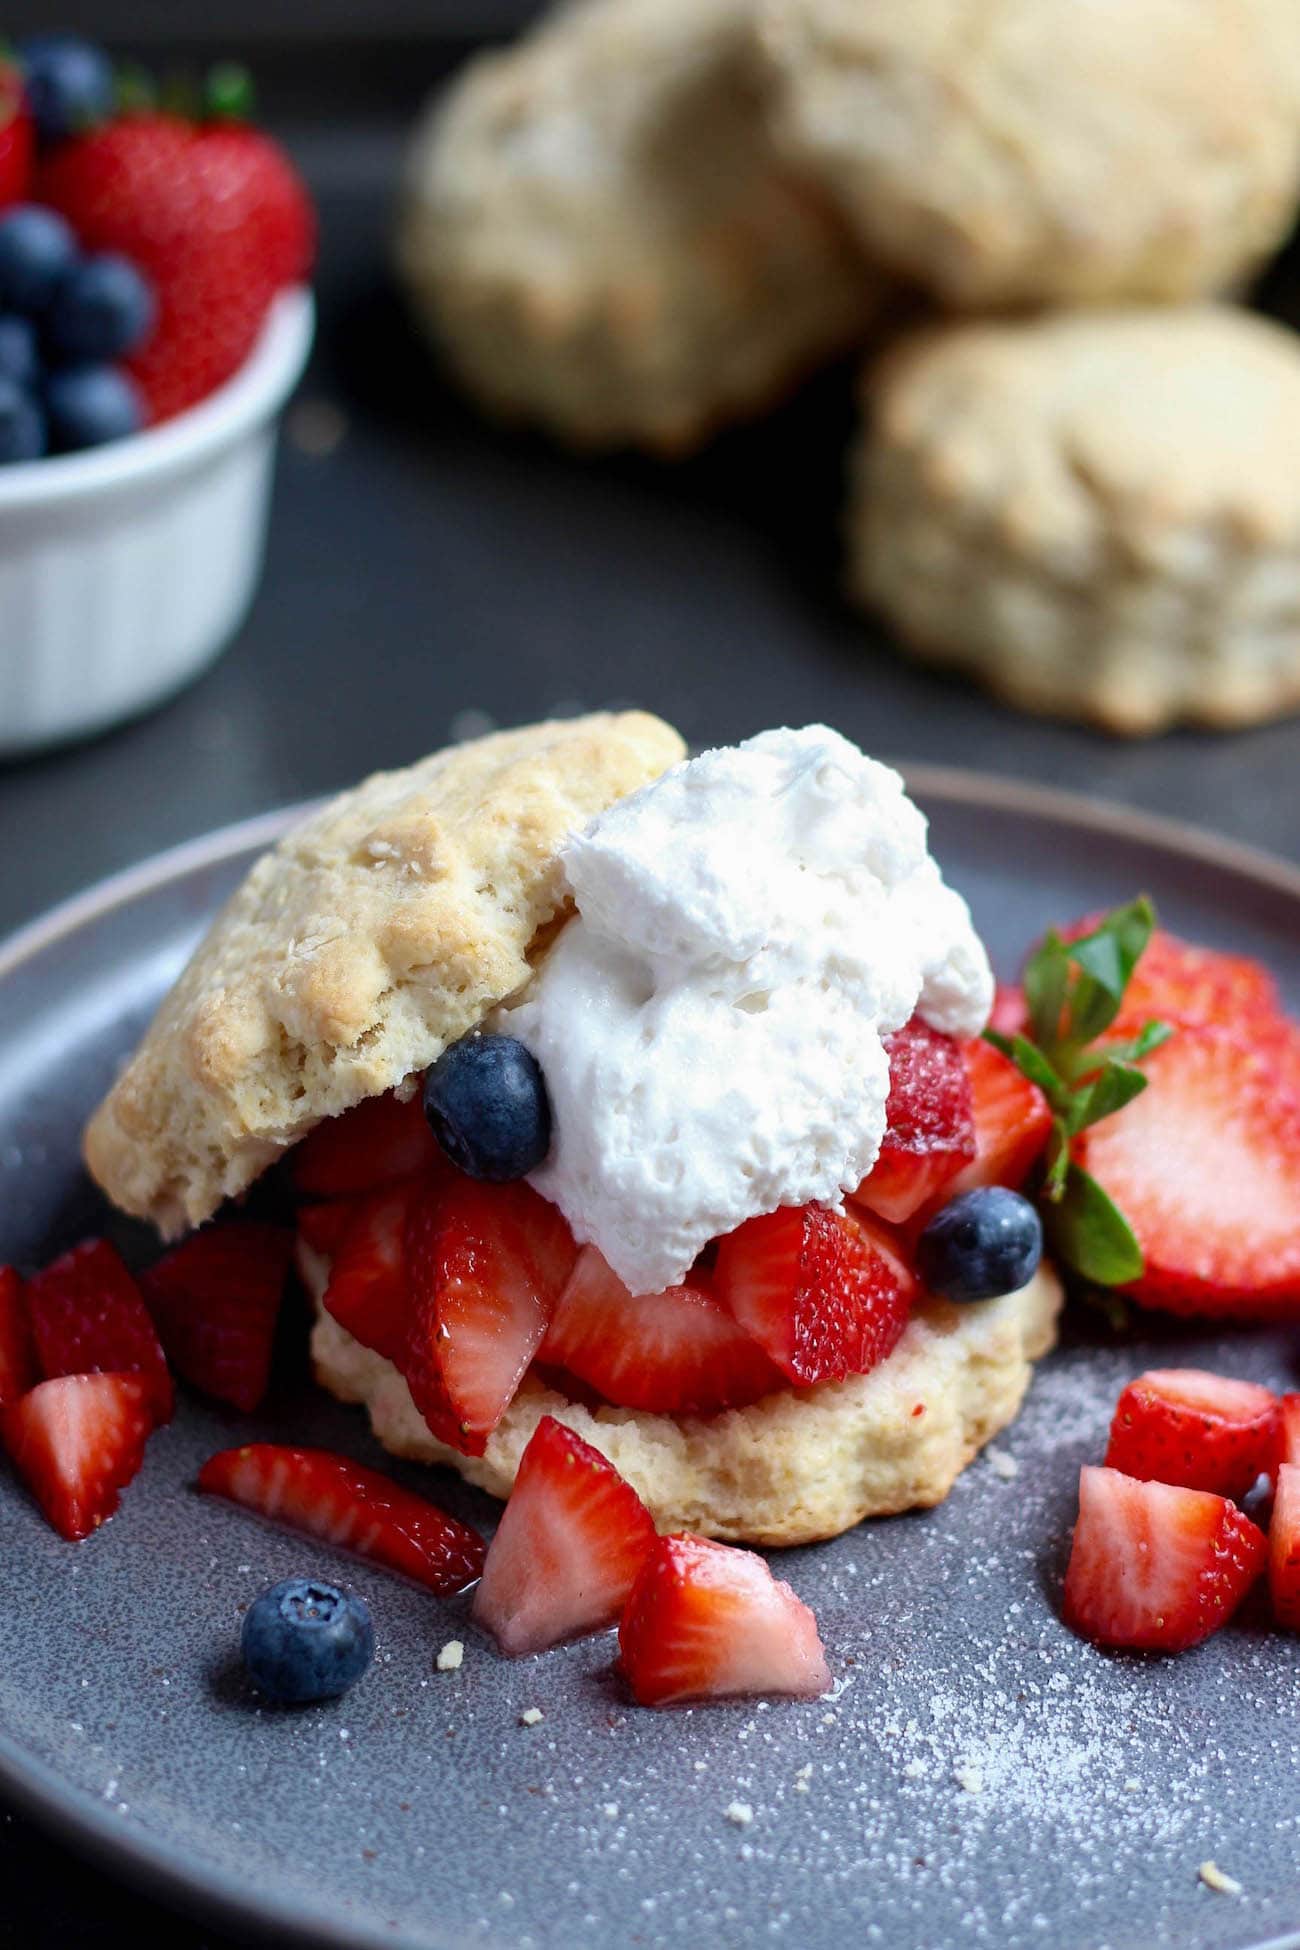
[0, 287, 314, 756]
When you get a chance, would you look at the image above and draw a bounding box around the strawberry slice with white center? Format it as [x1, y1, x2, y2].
[197, 1443, 486, 1595]
[3, 1373, 156, 1541]
[472, 1415, 658, 1655]
[1061, 1464, 1266, 1652]
[25, 1238, 172, 1421]
[541, 1246, 783, 1415]
[1269, 1462, 1300, 1630]
[401, 1178, 577, 1456]
[1076, 1025, 1300, 1314]
[292, 1088, 441, 1199]
[1103, 1368, 1280, 1500]
[1280, 1393, 1300, 1467]
[852, 1015, 975, 1224]
[321, 1180, 420, 1365]
[618, 1533, 830, 1706]
[945, 1037, 1052, 1202]
[713, 1203, 916, 1387]
[0, 1266, 35, 1407]
[141, 1223, 293, 1414]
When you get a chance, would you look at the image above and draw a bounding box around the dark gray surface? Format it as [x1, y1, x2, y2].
[3, 788, 1300, 1950]
[1, 29, 1300, 1950]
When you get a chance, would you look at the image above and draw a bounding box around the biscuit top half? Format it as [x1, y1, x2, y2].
[83, 711, 686, 1239]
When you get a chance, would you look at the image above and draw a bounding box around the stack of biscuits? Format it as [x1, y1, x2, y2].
[398, 0, 1300, 736]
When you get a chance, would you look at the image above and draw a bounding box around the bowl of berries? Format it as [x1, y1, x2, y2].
[0, 37, 315, 755]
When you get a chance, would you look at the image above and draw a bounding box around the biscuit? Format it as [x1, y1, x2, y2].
[848, 307, 1300, 736]
[83, 712, 686, 1238]
[306, 1244, 1062, 1548]
[396, 0, 880, 454]
[759, 0, 1300, 309]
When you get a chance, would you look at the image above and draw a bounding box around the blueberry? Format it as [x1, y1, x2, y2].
[240, 1578, 374, 1705]
[45, 364, 143, 451]
[46, 254, 155, 364]
[0, 376, 45, 463]
[423, 1033, 552, 1181]
[0, 315, 39, 388]
[0, 205, 79, 314]
[19, 36, 114, 147]
[916, 1187, 1043, 1303]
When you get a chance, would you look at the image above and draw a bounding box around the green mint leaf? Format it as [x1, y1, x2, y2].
[982, 1029, 1069, 1110]
[1041, 1119, 1071, 1202]
[1023, 930, 1070, 1049]
[1062, 898, 1157, 1045]
[1045, 1164, 1145, 1286]
[1102, 1019, 1174, 1067]
[1067, 1060, 1149, 1134]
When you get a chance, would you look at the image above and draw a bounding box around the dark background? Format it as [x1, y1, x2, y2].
[2, 6, 1299, 1946]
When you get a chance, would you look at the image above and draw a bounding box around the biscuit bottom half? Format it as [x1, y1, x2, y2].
[304, 1244, 1062, 1548]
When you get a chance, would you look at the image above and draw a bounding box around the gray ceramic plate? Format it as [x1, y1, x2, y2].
[3, 772, 1300, 1950]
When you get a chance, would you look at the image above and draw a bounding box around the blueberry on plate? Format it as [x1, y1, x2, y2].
[0, 315, 39, 388]
[0, 205, 79, 314]
[423, 1032, 552, 1181]
[0, 374, 46, 463]
[45, 363, 143, 452]
[19, 36, 114, 147]
[916, 1186, 1043, 1304]
[46, 254, 155, 364]
[240, 1578, 374, 1705]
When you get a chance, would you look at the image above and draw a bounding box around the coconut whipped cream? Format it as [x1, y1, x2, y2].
[507, 725, 992, 1294]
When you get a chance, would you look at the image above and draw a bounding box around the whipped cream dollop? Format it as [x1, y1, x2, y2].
[507, 725, 992, 1294]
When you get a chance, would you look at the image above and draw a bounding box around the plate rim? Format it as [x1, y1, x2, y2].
[3, 765, 1300, 1950]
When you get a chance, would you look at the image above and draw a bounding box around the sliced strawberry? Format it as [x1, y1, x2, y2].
[1077, 1026, 1300, 1314]
[296, 1199, 362, 1257]
[1269, 1462, 1300, 1629]
[401, 1178, 577, 1456]
[988, 984, 1029, 1038]
[321, 1180, 419, 1365]
[541, 1246, 782, 1415]
[140, 1224, 292, 1414]
[1054, 916, 1280, 1033]
[197, 1443, 485, 1595]
[618, 1534, 830, 1706]
[852, 1016, 975, 1224]
[1103, 1369, 1280, 1500]
[3, 1373, 155, 1541]
[944, 1038, 1052, 1202]
[714, 1203, 916, 1386]
[472, 1415, 658, 1655]
[1280, 1393, 1300, 1467]
[25, 1239, 172, 1420]
[292, 1089, 441, 1199]
[0, 1266, 36, 1408]
[1061, 1464, 1266, 1652]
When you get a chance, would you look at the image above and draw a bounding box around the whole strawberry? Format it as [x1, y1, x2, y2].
[37, 111, 313, 422]
[0, 60, 34, 209]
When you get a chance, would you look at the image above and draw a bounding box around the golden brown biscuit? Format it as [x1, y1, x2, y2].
[83, 712, 686, 1237]
[759, 0, 1300, 309]
[397, 0, 880, 453]
[849, 307, 1300, 736]
[306, 1244, 1062, 1548]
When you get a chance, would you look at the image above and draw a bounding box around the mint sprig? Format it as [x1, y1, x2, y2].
[985, 897, 1173, 1287]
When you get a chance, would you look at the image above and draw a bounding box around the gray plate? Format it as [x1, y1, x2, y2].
[3, 773, 1300, 1950]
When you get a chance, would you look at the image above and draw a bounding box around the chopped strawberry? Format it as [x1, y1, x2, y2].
[945, 1038, 1052, 1201]
[401, 1178, 577, 1456]
[618, 1534, 830, 1706]
[3, 1373, 155, 1541]
[1061, 1464, 1266, 1652]
[473, 1415, 658, 1655]
[1269, 1462, 1300, 1629]
[541, 1246, 782, 1415]
[321, 1180, 418, 1365]
[988, 984, 1029, 1038]
[1077, 1026, 1300, 1314]
[25, 1239, 172, 1420]
[714, 1203, 916, 1386]
[296, 1200, 362, 1257]
[852, 1016, 975, 1224]
[1103, 1369, 1280, 1499]
[292, 1090, 441, 1200]
[140, 1224, 292, 1414]
[197, 1443, 485, 1595]
[0, 1266, 35, 1407]
[1279, 1393, 1300, 1467]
